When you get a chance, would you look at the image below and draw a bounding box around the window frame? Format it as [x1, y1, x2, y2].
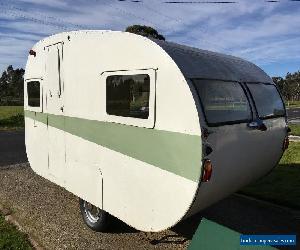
[192, 78, 253, 127]
[25, 78, 43, 113]
[245, 82, 286, 120]
[102, 69, 156, 128]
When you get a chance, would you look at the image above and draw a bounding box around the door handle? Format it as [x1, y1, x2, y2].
[247, 119, 267, 131]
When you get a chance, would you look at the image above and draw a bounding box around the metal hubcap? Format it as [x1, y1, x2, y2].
[84, 201, 101, 223]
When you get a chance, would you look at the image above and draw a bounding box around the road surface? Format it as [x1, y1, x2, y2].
[287, 107, 300, 119]
[287, 107, 300, 124]
[0, 130, 27, 167]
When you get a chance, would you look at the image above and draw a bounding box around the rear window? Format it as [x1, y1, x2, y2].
[193, 80, 252, 125]
[247, 83, 285, 119]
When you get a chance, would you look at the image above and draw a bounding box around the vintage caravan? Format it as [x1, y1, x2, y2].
[24, 30, 288, 232]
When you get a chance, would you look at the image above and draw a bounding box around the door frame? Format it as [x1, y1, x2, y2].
[44, 42, 66, 183]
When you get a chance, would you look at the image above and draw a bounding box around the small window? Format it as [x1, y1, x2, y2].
[193, 80, 252, 125]
[27, 81, 40, 107]
[247, 83, 285, 119]
[106, 74, 150, 119]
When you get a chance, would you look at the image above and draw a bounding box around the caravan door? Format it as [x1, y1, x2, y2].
[45, 42, 65, 184]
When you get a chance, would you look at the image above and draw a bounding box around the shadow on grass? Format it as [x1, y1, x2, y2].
[240, 163, 300, 210]
[171, 194, 299, 250]
[169, 164, 300, 250]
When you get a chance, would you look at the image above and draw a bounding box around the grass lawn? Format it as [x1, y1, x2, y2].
[289, 124, 300, 136]
[240, 142, 300, 209]
[285, 100, 300, 108]
[0, 214, 32, 249]
[0, 106, 24, 130]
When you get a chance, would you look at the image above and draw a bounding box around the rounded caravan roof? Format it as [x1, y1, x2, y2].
[29, 29, 272, 83]
[154, 39, 272, 83]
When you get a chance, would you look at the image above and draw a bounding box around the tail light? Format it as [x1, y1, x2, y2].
[283, 136, 289, 151]
[202, 159, 213, 182]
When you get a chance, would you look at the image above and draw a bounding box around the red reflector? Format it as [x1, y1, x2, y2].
[202, 159, 213, 182]
[29, 49, 36, 57]
[283, 136, 289, 151]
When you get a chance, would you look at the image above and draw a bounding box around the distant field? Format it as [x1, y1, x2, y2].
[286, 100, 300, 108]
[240, 142, 300, 209]
[0, 106, 24, 130]
[0, 106, 23, 119]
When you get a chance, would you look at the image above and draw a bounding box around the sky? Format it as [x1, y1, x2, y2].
[0, 0, 299, 77]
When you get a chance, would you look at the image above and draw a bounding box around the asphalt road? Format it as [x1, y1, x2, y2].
[287, 107, 300, 119]
[0, 130, 27, 167]
[287, 107, 300, 124]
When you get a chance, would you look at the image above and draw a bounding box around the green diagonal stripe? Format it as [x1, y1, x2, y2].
[25, 110, 202, 182]
[189, 219, 277, 250]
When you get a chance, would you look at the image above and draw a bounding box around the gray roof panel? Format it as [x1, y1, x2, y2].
[153, 40, 272, 83]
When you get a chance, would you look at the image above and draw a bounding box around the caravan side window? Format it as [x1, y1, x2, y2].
[106, 74, 150, 119]
[27, 81, 40, 107]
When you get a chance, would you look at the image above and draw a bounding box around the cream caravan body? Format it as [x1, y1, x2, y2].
[24, 30, 288, 232]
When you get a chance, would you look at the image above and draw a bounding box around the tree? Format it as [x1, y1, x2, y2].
[273, 76, 287, 98]
[273, 71, 300, 102]
[0, 65, 25, 105]
[285, 71, 300, 101]
[125, 25, 165, 41]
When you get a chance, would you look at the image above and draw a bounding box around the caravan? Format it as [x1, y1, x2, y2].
[24, 30, 288, 232]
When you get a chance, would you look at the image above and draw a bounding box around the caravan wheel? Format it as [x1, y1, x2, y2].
[79, 198, 109, 232]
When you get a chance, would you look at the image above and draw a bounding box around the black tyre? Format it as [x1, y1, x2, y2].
[79, 198, 109, 232]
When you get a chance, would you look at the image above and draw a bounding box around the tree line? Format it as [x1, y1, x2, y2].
[1, 65, 300, 106]
[0, 65, 24, 105]
[273, 71, 300, 102]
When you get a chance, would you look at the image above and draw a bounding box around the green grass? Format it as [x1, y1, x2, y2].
[0, 106, 23, 119]
[0, 214, 32, 250]
[240, 142, 300, 209]
[289, 124, 300, 136]
[0, 106, 24, 130]
[285, 100, 300, 108]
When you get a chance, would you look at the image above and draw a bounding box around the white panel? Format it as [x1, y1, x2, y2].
[24, 118, 48, 177]
[64, 133, 198, 232]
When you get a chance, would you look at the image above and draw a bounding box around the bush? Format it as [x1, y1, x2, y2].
[0, 114, 24, 128]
